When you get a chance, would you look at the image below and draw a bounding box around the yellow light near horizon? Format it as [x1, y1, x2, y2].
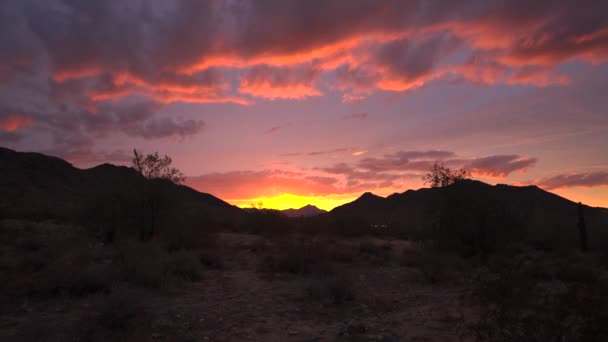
[227, 193, 359, 211]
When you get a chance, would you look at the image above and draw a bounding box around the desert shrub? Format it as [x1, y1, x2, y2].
[14, 246, 113, 298]
[65, 264, 114, 296]
[259, 238, 333, 275]
[77, 287, 151, 342]
[303, 275, 355, 305]
[118, 240, 166, 288]
[357, 241, 392, 264]
[199, 251, 224, 270]
[325, 216, 371, 237]
[400, 246, 465, 284]
[240, 209, 291, 235]
[325, 242, 357, 264]
[465, 256, 608, 341]
[12, 314, 62, 342]
[242, 237, 270, 254]
[555, 259, 600, 284]
[164, 250, 201, 281]
[157, 215, 218, 253]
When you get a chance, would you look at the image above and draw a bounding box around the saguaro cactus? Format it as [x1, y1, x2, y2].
[577, 202, 588, 252]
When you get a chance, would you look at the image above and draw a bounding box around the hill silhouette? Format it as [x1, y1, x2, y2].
[330, 179, 608, 238]
[2, 147, 607, 239]
[0, 147, 243, 223]
[281, 204, 327, 218]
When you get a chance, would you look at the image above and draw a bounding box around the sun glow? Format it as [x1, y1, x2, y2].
[227, 193, 360, 211]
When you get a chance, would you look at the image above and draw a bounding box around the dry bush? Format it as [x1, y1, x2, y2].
[198, 250, 224, 270]
[258, 238, 335, 276]
[12, 314, 64, 342]
[241, 237, 270, 254]
[357, 241, 392, 264]
[76, 287, 152, 342]
[400, 245, 466, 284]
[11, 246, 113, 298]
[303, 274, 355, 305]
[118, 240, 166, 288]
[465, 254, 608, 342]
[157, 215, 218, 253]
[164, 250, 201, 281]
[118, 239, 205, 286]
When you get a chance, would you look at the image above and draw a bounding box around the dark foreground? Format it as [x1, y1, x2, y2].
[2, 219, 608, 342]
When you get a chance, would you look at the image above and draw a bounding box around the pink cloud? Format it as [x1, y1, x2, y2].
[535, 171, 608, 190]
[0, 113, 32, 132]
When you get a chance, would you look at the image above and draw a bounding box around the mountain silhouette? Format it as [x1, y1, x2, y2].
[331, 179, 608, 233]
[281, 204, 327, 217]
[2, 147, 607, 237]
[0, 147, 243, 222]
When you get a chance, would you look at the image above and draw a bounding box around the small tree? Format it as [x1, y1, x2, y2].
[132, 149, 185, 184]
[422, 161, 470, 188]
[131, 149, 185, 241]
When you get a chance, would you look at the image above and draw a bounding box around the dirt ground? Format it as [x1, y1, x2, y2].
[0, 220, 472, 341]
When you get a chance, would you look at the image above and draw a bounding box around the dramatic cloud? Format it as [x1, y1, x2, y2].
[3, 0, 606, 107]
[124, 118, 205, 140]
[536, 172, 608, 190]
[465, 155, 538, 177]
[1, 0, 607, 208]
[358, 150, 456, 172]
[356, 151, 536, 177]
[239, 65, 321, 100]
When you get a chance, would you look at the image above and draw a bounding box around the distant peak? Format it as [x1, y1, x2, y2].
[358, 192, 382, 201]
[300, 204, 317, 209]
[281, 204, 327, 217]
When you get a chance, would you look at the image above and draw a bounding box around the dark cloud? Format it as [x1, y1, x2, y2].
[124, 118, 205, 140]
[263, 123, 291, 135]
[342, 113, 368, 120]
[316, 162, 412, 191]
[465, 155, 538, 177]
[536, 171, 608, 190]
[281, 148, 351, 157]
[358, 150, 455, 172]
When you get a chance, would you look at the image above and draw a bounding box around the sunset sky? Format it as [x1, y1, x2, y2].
[1, 0, 607, 210]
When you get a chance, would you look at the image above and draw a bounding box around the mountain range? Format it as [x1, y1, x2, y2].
[1, 147, 607, 234]
[0, 147, 243, 223]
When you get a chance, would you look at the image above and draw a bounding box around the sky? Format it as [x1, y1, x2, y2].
[1, 0, 608, 210]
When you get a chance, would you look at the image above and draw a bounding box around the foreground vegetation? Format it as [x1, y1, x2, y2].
[1, 210, 608, 341]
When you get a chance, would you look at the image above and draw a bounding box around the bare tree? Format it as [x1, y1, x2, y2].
[422, 161, 470, 188]
[131, 149, 185, 241]
[132, 149, 185, 184]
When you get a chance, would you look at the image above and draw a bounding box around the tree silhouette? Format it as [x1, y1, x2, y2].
[577, 202, 588, 252]
[422, 161, 470, 188]
[131, 149, 185, 184]
[130, 149, 185, 241]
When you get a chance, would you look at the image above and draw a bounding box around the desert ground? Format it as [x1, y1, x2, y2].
[2, 218, 607, 342]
